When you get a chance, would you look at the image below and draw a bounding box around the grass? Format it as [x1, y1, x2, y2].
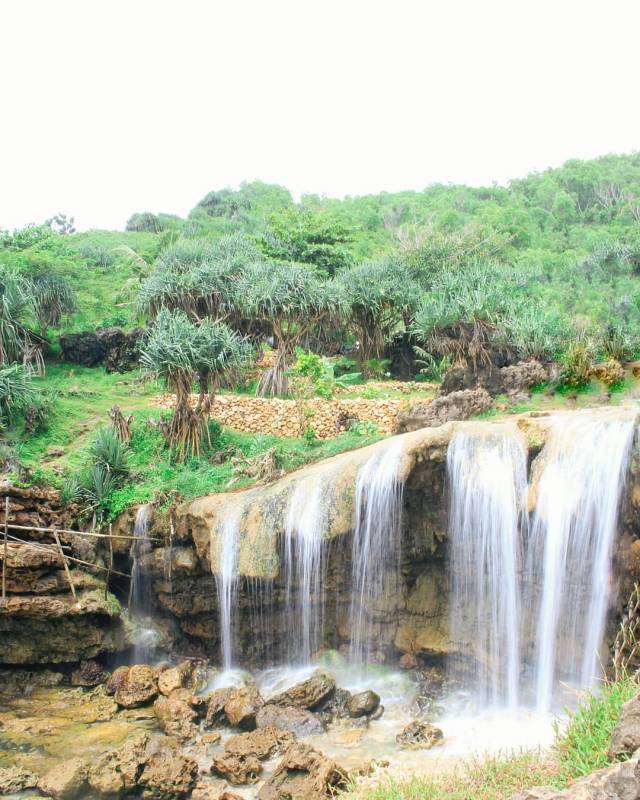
[11, 360, 381, 517]
[350, 676, 640, 800]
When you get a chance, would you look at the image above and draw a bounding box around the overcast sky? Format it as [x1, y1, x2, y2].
[2, 0, 639, 231]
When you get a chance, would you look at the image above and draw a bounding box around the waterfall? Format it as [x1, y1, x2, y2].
[526, 409, 637, 712]
[129, 503, 156, 662]
[349, 439, 406, 666]
[447, 426, 527, 710]
[129, 503, 153, 615]
[282, 476, 327, 663]
[215, 503, 242, 671]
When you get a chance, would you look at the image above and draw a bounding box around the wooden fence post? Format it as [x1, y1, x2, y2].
[53, 530, 78, 605]
[2, 496, 8, 600]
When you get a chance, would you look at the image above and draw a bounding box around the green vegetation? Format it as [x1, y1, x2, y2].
[350, 676, 639, 800]
[3, 153, 640, 516]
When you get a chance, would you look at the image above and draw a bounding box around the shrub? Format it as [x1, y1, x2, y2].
[557, 335, 596, 390]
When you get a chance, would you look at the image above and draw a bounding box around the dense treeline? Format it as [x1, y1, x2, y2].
[1, 151, 640, 456]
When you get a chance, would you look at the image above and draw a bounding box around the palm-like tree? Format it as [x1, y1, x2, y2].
[140, 308, 248, 460]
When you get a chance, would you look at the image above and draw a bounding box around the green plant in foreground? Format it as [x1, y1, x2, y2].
[553, 675, 639, 786]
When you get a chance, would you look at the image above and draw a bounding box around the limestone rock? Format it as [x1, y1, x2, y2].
[205, 687, 235, 727]
[71, 659, 109, 687]
[610, 692, 640, 757]
[270, 671, 335, 710]
[106, 665, 130, 695]
[258, 742, 348, 800]
[256, 704, 325, 736]
[211, 752, 262, 784]
[224, 725, 294, 759]
[138, 737, 199, 799]
[396, 388, 492, 432]
[153, 693, 199, 741]
[114, 664, 158, 708]
[590, 359, 625, 387]
[158, 662, 193, 696]
[512, 757, 639, 799]
[396, 720, 443, 749]
[0, 765, 38, 794]
[224, 686, 264, 729]
[38, 757, 87, 799]
[88, 732, 150, 796]
[347, 690, 380, 718]
[192, 780, 243, 800]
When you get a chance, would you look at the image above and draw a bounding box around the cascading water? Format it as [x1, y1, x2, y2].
[349, 439, 406, 666]
[447, 426, 527, 710]
[215, 503, 242, 670]
[525, 409, 637, 712]
[282, 476, 327, 663]
[129, 503, 156, 662]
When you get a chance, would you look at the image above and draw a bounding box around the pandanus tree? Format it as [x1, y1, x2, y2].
[140, 308, 247, 460]
[334, 258, 420, 364]
[138, 234, 259, 321]
[30, 272, 75, 335]
[239, 262, 332, 397]
[0, 265, 40, 369]
[411, 261, 516, 367]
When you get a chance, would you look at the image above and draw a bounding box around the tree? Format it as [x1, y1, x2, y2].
[238, 262, 332, 396]
[140, 309, 247, 460]
[46, 213, 76, 235]
[261, 207, 353, 276]
[0, 265, 38, 367]
[31, 272, 75, 334]
[334, 259, 419, 363]
[139, 234, 259, 320]
[412, 262, 517, 367]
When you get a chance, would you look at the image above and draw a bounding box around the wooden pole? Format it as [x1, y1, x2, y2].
[53, 530, 78, 605]
[2, 496, 8, 600]
[4, 522, 160, 542]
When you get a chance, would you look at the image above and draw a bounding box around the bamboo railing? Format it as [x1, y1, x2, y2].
[0, 502, 162, 602]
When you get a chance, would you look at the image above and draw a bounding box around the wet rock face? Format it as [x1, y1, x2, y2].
[211, 752, 263, 785]
[224, 686, 264, 729]
[153, 694, 198, 741]
[347, 690, 380, 718]
[269, 671, 336, 710]
[258, 742, 348, 800]
[71, 659, 109, 687]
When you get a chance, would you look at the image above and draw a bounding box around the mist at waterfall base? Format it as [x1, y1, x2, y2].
[210, 408, 637, 763]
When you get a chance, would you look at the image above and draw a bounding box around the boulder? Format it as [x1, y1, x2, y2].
[88, 732, 150, 796]
[114, 664, 158, 708]
[0, 766, 38, 794]
[270, 671, 336, 710]
[59, 331, 105, 367]
[153, 694, 199, 741]
[71, 659, 109, 687]
[192, 780, 243, 800]
[224, 686, 264, 729]
[211, 752, 262, 785]
[38, 758, 88, 799]
[439, 358, 547, 398]
[590, 359, 625, 387]
[396, 388, 492, 432]
[347, 690, 380, 718]
[256, 704, 325, 736]
[609, 692, 640, 757]
[205, 687, 235, 727]
[316, 687, 353, 723]
[396, 720, 443, 749]
[512, 756, 639, 799]
[138, 737, 199, 799]
[158, 662, 193, 696]
[106, 665, 130, 695]
[258, 743, 348, 800]
[224, 725, 294, 759]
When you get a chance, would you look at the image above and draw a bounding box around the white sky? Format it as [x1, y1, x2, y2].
[2, 0, 639, 231]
